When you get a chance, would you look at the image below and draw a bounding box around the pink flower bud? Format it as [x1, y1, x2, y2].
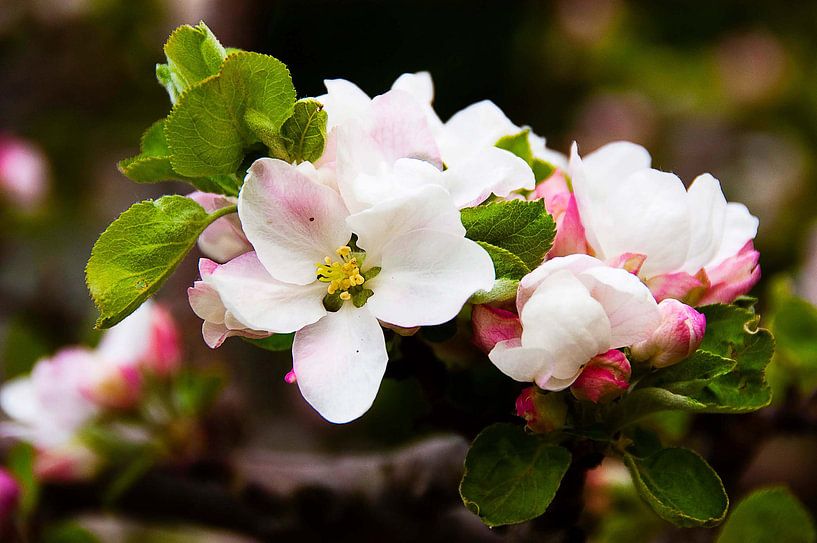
[0, 469, 20, 522]
[570, 349, 631, 403]
[34, 443, 99, 482]
[630, 299, 706, 368]
[81, 364, 142, 410]
[188, 191, 252, 263]
[515, 386, 567, 433]
[0, 135, 48, 211]
[472, 304, 522, 353]
[530, 170, 588, 258]
[143, 304, 182, 376]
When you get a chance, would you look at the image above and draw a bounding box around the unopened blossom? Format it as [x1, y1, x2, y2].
[570, 349, 631, 403]
[515, 387, 567, 433]
[0, 301, 182, 480]
[318, 75, 537, 211]
[631, 299, 706, 368]
[471, 304, 523, 353]
[489, 254, 660, 390]
[188, 258, 271, 348]
[188, 191, 252, 263]
[529, 169, 588, 257]
[202, 158, 494, 423]
[0, 469, 19, 522]
[569, 142, 760, 304]
[0, 134, 48, 211]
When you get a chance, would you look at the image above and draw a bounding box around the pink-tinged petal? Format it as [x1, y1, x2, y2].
[646, 269, 709, 304]
[391, 72, 435, 105]
[606, 253, 647, 275]
[367, 230, 495, 327]
[472, 305, 522, 353]
[549, 193, 589, 258]
[698, 241, 761, 305]
[519, 270, 612, 389]
[30, 349, 99, 431]
[570, 350, 631, 403]
[682, 174, 727, 273]
[239, 158, 352, 285]
[318, 78, 372, 130]
[210, 252, 327, 333]
[575, 266, 661, 348]
[188, 281, 226, 325]
[442, 146, 535, 207]
[347, 183, 464, 260]
[531, 169, 569, 209]
[710, 203, 760, 266]
[631, 299, 706, 367]
[188, 191, 251, 263]
[517, 254, 602, 312]
[489, 339, 550, 384]
[292, 306, 387, 423]
[368, 89, 442, 168]
[199, 257, 218, 278]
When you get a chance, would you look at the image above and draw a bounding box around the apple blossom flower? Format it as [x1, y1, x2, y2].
[0, 134, 48, 211]
[488, 254, 660, 390]
[188, 258, 272, 348]
[202, 158, 494, 423]
[569, 141, 760, 305]
[631, 299, 706, 368]
[570, 349, 631, 403]
[317, 75, 537, 211]
[515, 387, 567, 433]
[187, 191, 252, 263]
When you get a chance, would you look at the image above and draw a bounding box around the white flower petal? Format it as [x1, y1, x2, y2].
[597, 169, 691, 276]
[318, 78, 372, 130]
[239, 158, 352, 285]
[391, 72, 435, 104]
[0, 378, 41, 426]
[367, 230, 495, 327]
[210, 252, 327, 333]
[292, 305, 388, 423]
[520, 270, 612, 367]
[441, 147, 535, 207]
[347, 183, 465, 259]
[96, 301, 155, 366]
[516, 254, 602, 312]
[682, 173, 728, 273]
[489, 339, 549, 383]
[709, 202, 759, 268]
[439, 100, 519, 165]
[576, 266, 661, 348]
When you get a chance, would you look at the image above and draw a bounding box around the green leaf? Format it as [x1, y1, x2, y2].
[773, 295, 817, 369]
[267, 98, 328, 163]
[609, 386, 708, 430]
[469, 278, 519, 305]
[717, 486, 816, 543]
[7, 442, 38, 517]
[624, 447, 728, 527]
[460, 200, 556, 270]
[460, 423, 571, 526]
[698, 303, 759, 357]
[635, 351, 737, 395]
[157, 22, 226, 102]
[468, 241, 527, 304]
[495, 129, 533, 163]
[244, 333, 295, 352]
[86, 196, 235, 328]
[532, 159, 556, 182]
[166, 51, 296, 177]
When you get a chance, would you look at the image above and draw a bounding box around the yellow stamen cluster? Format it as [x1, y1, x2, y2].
[316, 246, 365, 300]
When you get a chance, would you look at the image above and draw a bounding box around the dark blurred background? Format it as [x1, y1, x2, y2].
[1, 0, 817, 539]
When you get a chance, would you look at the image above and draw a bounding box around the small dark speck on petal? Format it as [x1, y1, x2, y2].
[309, 217, 315, 222]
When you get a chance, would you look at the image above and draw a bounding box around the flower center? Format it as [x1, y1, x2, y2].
[316, 246, 366, 301]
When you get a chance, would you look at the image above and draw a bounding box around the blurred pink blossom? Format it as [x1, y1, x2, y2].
[0, 134, 49, 211]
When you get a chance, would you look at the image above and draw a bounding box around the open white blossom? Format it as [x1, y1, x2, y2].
[204, 158, 494, 423]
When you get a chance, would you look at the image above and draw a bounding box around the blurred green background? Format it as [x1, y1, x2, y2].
[2, 0, 817, 540]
